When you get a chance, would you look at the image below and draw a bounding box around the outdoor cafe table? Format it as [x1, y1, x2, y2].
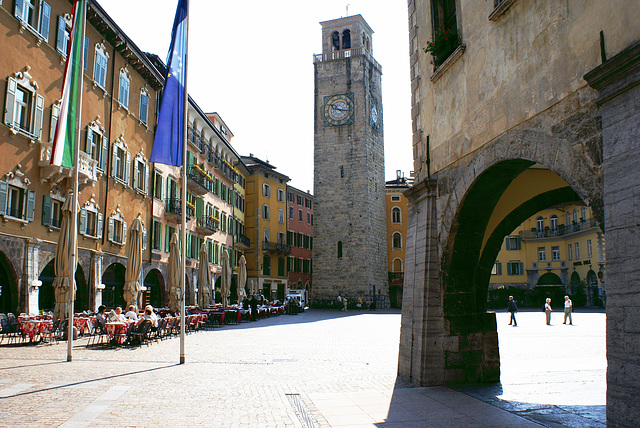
[104, 321, 132, 344]
[20, 319, 53, 342]
[73, 317, 95, 335]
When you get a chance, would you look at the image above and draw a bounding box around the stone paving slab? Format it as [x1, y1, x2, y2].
[0, 309, 605, 427]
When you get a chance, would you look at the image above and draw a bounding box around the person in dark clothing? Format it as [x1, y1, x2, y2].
[507, 295, 518, 326]
[249, 294, 258, 321]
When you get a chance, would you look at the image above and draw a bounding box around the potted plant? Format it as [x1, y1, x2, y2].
[423, 28, 460, 67]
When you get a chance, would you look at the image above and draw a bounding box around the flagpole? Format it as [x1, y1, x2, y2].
[67, 0, 87, 362]
[179, 0, 190, 365]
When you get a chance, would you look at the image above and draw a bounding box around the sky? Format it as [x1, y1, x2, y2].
[98, 0, 413, 193]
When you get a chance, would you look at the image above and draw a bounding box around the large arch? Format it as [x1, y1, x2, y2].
[143, 269, 165, 309]
[0, 251, 18, 314]
[102, 263, 126, 309]
[400, 127, 603, 385]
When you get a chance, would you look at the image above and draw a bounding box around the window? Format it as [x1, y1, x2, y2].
[277, 188, 284, 202]
[552, 246, 560, 261]
[307, 212, 311, 224]
[565, 213, 571, 227]
[391, 207, 401, 223]
[153, 170, 163, 200]
[581, 207, 587, 222]
[41, 195, 63, 228]
[505, 236, 521, 250]
[262, 255, 270, 276]
[297, 195, 303, 205]
[14, 0, 50, 41]
[111, 136, 130, 184]
[262, 183, 270, 197]
[262, 204, 269, 220]
[391, 196, 401, 202]
[567, 244, 573, 260]
[165, 225, 176, 253]
[550, 215, 558, 231]
[506, 261, 524, 276]
[85, 121, 108, 172]
[0, 181, 35, 221]
[108, 212, 126, 245]
[278, 209, 284, 223]
[587, 239, 592, 257]
[575, 242, 580, 259]
[55, 14, 69, 55]
[79, 198, 103, 238]
[429, 0, 460, 67]
[132, 153, 149, 194]
[392, 232, 402, 249]
[305, 198, 311, 209]
[491, 262, 502, 275]
[4, 74, 44, 139]
[151, 219, 162, 251]
[93, 43, 108, 89]
[536, 216, 544, 232]
[337, 241, 343, 258]
[538, 247, 546, 261]
[139, 88, 149, 125]
[572, 209, 578, 224]
[298, 209, 303, 222]
[288, 192, 294, 203]
[264, 228, 270, 242]
[118, 68, 130, 109]
[278, 257, 285, 277]
[288, 206, 293, 219]
[278, 232, 286, 245]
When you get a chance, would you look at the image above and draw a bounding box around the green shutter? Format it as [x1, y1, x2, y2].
[497, 262, 502, 275]
[505, 237, 511, 250]
[41, 195, 51, 226]
[516, 237, 522, 250]
[25, 190, 36, 221]
[518, 262, 524, 275]
[195, 197, 204, 219]
[4, 77, 16, 127]
[34, 94, 44, 140]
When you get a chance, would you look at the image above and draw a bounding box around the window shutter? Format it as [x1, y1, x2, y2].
[122, 221, 127, 244]
[516, 237, 522, 250]
[41, 195, 51, 226]
[518, 262, 524, 275]
[186, 233, 191, 258]
[97, 213, 103, 237]
[505, 237, 511, 250]
[133, 158, 140, 189]
[100, 135, 108, 172]
[165, 227, 170, 253]
[195, 197, 203, 218]
[142, 228, 147, 250]
[4, 77, 16, 127]
[497, 262, 502, 276]
[107, 217, 114, 242]
[49, 103, 59, 142]
[14, 0, 24, 20]
[39, 2, 50, 41]
[83, 37, 88, 71]
[79, 208, 87, 235]
[144, 164, 149, 195]
[56, 15, 66, 53]
[111, 144, 117, 177]
[25, 190, 36, 221]
[125, 151, 131, 185]
[33, 94, 44, 140]
[85, 128, 93, 157]
[159, 175, 164, 199]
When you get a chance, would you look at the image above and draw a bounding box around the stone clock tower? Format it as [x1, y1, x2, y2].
[312, 15, 388, 305]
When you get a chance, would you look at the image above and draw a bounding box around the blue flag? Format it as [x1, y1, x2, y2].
[150, 0, 188, 166]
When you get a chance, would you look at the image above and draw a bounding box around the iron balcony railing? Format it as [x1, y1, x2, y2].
[519, 219, 598, 240]
[388, 272, 404, 283]
[196, 216, 218, 233]
[165, 198, 194, 219]
[237, 233, 250, 247]
[262, 241, 291, 254]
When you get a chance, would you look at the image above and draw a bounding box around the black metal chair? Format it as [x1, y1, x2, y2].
[128, 320, 152, 346]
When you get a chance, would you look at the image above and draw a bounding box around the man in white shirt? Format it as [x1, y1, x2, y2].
[125, 305, 139, 321]
[563, 295, 573, 325]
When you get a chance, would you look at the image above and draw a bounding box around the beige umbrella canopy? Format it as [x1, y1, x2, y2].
[168, 232, 182, 313]
[220, 250, 231, 307]
[123, 213, 144, 309]
[197, 242, 212, 308]
[237, 255, 247, 303]
[52, 196, 75, 321]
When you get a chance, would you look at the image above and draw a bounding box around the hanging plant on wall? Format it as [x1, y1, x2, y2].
[423, 28, 460, 68]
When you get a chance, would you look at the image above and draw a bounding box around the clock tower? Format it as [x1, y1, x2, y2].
[313, 15, 387, 305]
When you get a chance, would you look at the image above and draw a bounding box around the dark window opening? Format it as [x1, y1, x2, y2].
[342, 29, 351, 49]
[428, 0, 460, 67]
[331, 31, 340, 51]
[337, 241, 343, 258]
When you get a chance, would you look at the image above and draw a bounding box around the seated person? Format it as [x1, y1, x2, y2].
[108, 306, 127, 322]
[144, 305, 159, 328]
[95, 305, 107, 329]
[125, 305, 139, 321]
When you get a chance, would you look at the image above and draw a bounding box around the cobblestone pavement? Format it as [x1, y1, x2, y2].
[0, 308, 605, 427]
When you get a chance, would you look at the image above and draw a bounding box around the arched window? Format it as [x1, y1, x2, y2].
[572, 209, 578, 224]
[337, 241, 343, 258]
[391, 207, 401, 224]
[392, 258, 403, 272]
[331, 31, 340, 51]
[581, 207, 586, 222]
[392, 232, 402, 249]
[342, 29, 351, 49]
[550, 214, 558, 231]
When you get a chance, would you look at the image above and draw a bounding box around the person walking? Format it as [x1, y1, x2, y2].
[507, 295, 518, 326]
[341, 295, 348, 312]
[545, 297, 553, 325]
[563, 295, 573, 325]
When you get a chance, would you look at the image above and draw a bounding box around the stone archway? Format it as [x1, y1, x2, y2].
[399, 130, 602, 385]
[143, 269, 165, 309]
[0, 251, 18, 314]
[102, 263, 126, 309]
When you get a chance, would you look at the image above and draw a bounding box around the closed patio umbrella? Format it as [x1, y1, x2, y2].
[123, 213, 144, 309]
[52, 196, 75, 322]
[168, 232, 182, 313]
[220, 250, 230, 307]
[237, 255, 247, 303]
[197, 242, 212, 308]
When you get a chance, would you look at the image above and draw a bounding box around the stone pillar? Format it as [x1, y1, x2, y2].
[399, 180, 448, 384]
[585, 40, 640, 428]
[23, 238, 40, 314]
[91, 250, 103, 311]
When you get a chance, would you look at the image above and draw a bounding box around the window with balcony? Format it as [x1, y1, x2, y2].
[391, 207, 401, 224]
[93, 43, 108, 89]
[14, 0, 50, 41]
[536, 216, 544, 233]
[550, 215, 558, 233]
[4, 73, 44, 140]
[41, 195, 63, 228]
[85, 121, 108, 172]
[0, 180, 35, 221]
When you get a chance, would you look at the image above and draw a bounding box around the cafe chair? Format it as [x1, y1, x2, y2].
[128, 319, 152, 347]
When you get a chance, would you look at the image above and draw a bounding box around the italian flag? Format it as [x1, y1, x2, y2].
[51, 0, 86, 168]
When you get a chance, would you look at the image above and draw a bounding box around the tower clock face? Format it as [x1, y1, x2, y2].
[369, 95, 381, 131]
[324, 93, 355, 126]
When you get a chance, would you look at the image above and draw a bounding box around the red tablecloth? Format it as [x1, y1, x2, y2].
[104, 321, 133, 344]
[73, 317, 95, 335]
[20, 320, 52, 342]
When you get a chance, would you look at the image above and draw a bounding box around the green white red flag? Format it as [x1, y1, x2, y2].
[50, 0, 86, 168]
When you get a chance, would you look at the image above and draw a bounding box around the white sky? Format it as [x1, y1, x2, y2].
[99, 0, 413, 193]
